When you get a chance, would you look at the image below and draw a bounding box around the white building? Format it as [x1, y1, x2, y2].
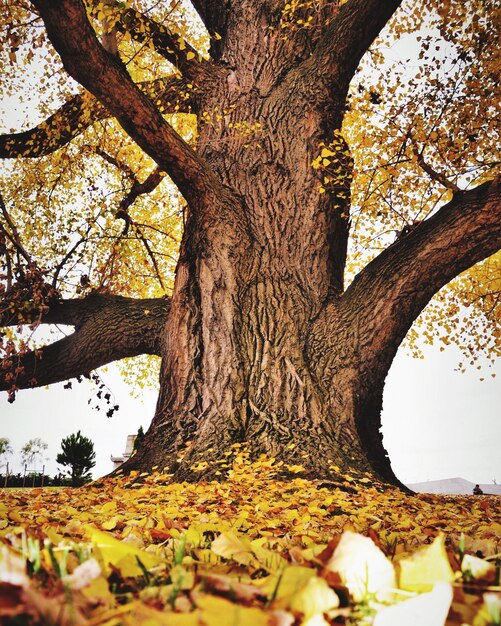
[110, 434, 136, 470]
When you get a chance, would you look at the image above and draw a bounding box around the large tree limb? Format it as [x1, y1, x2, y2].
[111, 4, 211, 82]
[0, 294, 169, 391]
[0, 76, 193, 159]
[313, 0, 403, 90]
[344, 176, 501, 354]
[309, 177, 501, 388]
[1, 292, 167, 330]
[31, 0, 218, 205]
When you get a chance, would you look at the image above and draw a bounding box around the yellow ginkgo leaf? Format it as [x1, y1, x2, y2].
[100, 501, 117, 515]
[461, 554, 496, 582]
[398, 534, 454, 593]
[288, 576, 339, 618]
[102, 515, 119, 530]
[211, 531, 254, 565]
[85, 525, 161, 577]
[258, 565, 316, 600]
[373, 582, 452, 626]
[196, 594, 269, 626]
[325, 531, 396, 601]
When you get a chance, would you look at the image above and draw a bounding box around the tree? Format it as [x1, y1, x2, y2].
[0, 437, 13, 467]
[20, 438, 48, 468]
[56, 430, 96, 486]
[0, 0, 500, 487]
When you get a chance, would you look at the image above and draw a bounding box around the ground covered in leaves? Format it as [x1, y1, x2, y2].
[0, 450, 500, 625]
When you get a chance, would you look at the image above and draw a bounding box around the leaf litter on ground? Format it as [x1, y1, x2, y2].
[0, 448, 500, 625]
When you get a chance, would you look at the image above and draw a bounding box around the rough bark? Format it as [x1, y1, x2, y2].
[0, 295, 168, 390]
[1, 0, 500, 487]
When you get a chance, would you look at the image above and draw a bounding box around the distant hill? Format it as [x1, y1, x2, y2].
[406, 477, 501, 495]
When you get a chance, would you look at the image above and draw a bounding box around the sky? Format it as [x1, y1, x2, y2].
[1, 341, 500, 486]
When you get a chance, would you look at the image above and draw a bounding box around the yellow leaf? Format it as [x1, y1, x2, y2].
[186, 51, 196, 61]
[81, 576, 114, 604]
[289, 576, 339, 618]
[102, 515, 119, 530]
[398, 534, 454, 593]
[196, 594, 269, 626]
[211, 531, 254, 565]
[251, 543, 288, 572]
[320, 148, 335, 158]
[8, 510, 23, 523]
[85, 526, 161, 577]
[461, 554, 496, 582]
[258, 565, 316, 600]
[373, 582, 452, 626]
[100, 501, 117, 515]
[325, 531, 396, 601]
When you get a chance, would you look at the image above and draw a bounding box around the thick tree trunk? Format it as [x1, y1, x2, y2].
[123, 2, 400, 486]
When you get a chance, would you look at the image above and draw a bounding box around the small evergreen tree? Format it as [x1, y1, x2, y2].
[56, 431, 96, 486]
[0, 437, 13, 475]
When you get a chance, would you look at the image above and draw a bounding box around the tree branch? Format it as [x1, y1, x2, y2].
[111, 4, 211, 82]
[309, 177, 501, 379]
[0, 292, 166, 329]
[412, 143, 461, 192]
[0, 294, 169, 391]
[31, 0, 217, 204]
[115, 165, 165, 229]
[0, 193, 31, 263]
[313, 0, 403, 90]
[345, 177, 501, 362]
[0, 76, 193, 159]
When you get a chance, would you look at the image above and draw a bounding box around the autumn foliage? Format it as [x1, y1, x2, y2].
[0, 450, 500, 625]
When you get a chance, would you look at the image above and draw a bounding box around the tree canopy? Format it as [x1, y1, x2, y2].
[1, 1, 498, 379]
[0, 0, 499, 484]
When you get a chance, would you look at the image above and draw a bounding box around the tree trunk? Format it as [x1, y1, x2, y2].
[124, 3, 399, 486]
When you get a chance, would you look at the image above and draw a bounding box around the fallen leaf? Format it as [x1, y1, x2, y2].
[211, 531, 254, 565]
[461, 554, 497, 583]
[85, 525, 161, 576]
[196, 594, 270, 626]
[373, 582, 453, 626]
[259, 565, 317, 600]
[288, 576, 339, 618]
[398, 534, 454, 593]
[325, 531, 396, 601]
